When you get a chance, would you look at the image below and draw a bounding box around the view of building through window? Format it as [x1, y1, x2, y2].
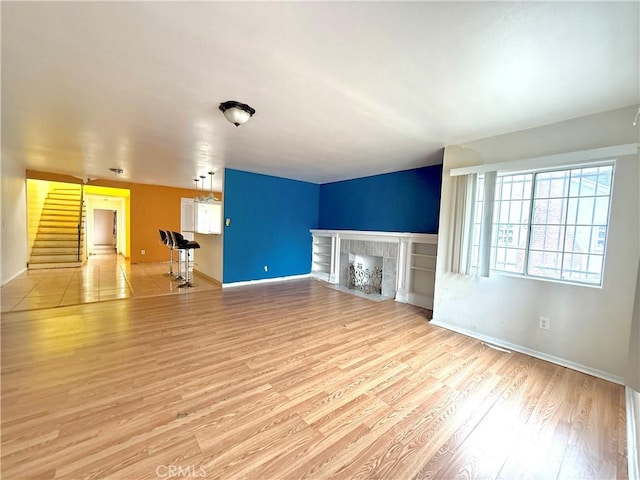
[471, 164, 614, 285]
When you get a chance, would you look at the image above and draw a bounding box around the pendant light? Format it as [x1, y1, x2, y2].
[207, 171, 219, 201]
[199, 175, 206, 201]
[193, 178, 200, 202]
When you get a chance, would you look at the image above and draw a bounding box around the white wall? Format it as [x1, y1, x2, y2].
[433, 106, 639, 381]
[629, 267, 640, 479]
[629, 262, 640, 390]
[193, 233, 223, 283]
[1, 154, 28, 286]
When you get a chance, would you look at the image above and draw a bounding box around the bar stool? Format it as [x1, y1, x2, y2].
[158, 230, 175, 276]
[171, 231, 200, 288]
[169, 231, 184, 281]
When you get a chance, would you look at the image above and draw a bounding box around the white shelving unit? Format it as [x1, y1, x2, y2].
[407, 239, 438, 310]
[311, 234, 334, 282]
[310, 230, 438, 312]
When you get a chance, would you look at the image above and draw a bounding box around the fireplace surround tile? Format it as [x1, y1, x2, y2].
[383, 242, 398, 259]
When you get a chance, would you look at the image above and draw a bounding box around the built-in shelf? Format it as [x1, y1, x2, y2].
[408, 239, 438, 309]
[311, 234, 333, 280]
[310, 229, 438, 310]
[410, 266, 435, 272]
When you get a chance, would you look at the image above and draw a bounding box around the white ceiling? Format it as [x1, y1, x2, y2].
[2, 2, 638, 191]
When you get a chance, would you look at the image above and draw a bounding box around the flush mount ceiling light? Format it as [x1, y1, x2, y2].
[219, 100, 255, 127]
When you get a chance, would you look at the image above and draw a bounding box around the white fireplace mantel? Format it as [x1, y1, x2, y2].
[310, 229, 436, 243]
[310, 229, 438, 309]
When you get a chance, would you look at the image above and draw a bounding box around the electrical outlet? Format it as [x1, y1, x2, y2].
[539, 316, 550, 330]
[264, 265, 268, 272]
[141, 249, 146, 255]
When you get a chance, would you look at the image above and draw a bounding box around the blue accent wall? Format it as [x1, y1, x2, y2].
[223, 169, 320, 283]
[318, 165, 442, 233]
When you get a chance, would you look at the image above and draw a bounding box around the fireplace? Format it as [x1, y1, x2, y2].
[311, 229, 438, 309]
[348, 254, 383, 294]
[339, 240, 397, 299]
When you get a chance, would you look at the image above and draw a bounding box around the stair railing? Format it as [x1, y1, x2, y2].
[77, 184, 84, 261]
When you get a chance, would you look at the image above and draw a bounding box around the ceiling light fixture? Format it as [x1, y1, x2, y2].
[194, 178, 200, 200]
[219, 100, 255, 127]
[207, 171, 219, 201]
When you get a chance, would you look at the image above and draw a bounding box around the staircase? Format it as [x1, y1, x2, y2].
[29, 186, 86, 269]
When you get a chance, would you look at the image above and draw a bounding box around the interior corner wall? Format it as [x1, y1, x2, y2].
[627, 262, 640, 390]
[223, 168, 319, 284]
[318, 164, 443, 233]
[433, 106, 640, 380]
[1, 154, 28, 285]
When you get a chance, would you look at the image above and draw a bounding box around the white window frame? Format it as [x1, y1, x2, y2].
[469, 161, 615, 287]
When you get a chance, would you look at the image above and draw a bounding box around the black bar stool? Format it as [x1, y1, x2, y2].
[158, 230, 175, 276]
[169, 231, 184, 280]
[171, 231, 200, 288]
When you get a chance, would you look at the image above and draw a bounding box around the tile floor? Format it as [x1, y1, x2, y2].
[1, 253, 218, 313]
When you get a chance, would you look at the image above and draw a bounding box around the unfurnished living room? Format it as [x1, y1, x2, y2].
[1, 2, 639, 479]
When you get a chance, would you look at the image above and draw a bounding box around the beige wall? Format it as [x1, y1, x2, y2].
[433, 106, 640, 381]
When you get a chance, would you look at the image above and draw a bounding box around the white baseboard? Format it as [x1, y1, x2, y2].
[1, 267, 27, 287]
[627, 387, 640, 480]
[429, 319, 625, 385]
[222, 273, 311, 288]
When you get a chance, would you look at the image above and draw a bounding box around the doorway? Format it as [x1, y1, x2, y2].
[93, 209, 117, 255]
[84, 186, 130, 258]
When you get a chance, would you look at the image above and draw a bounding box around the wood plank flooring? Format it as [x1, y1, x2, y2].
[1, 279, 627, 479]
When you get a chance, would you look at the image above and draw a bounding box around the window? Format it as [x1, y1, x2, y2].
[491, 174, 533, 274]
[471, 163, 614, 286]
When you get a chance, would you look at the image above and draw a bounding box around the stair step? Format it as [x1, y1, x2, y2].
[45, 195, 81, 201]
[35, 231, 82, 238]
[38, 221, 81, 229]
[49, 192, 81, 198]
[50, 187, 81, 193]
[41, 210, 80, 216]
[43, 198, 80, 210]
[33, 240, 79, 248]
[31, 247, 79, 255]
[38, 226, 81, 233]
[40, 214, 85, 221]
[39, 218, 79, 225]
[35, 231, 83, 238]
[40, 210, 83, 218]
[39, 216, 82, 224]
[30, 253, 82, 262]
[28, 261, 84, 270]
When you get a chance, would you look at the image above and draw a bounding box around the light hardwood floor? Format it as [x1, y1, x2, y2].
[1, 279, 627, 479]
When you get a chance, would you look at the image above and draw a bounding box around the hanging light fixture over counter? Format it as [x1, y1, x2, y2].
[219, 100, 255, 127]
[193, 171, 220, 203]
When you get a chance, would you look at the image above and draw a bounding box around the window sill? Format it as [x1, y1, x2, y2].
[489, 269, 604, 289]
